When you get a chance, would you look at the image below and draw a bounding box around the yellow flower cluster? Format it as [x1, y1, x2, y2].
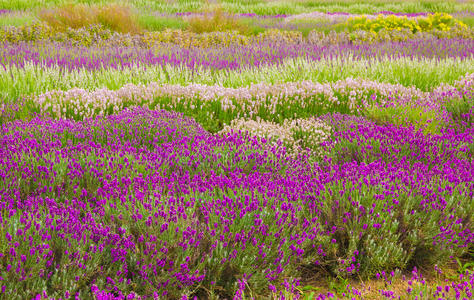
[347, 13, 466, 34]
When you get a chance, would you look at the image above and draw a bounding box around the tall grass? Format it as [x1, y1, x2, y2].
[185, 6, 249, 34]
[1, 57, 472, 103]
[0, 0, 472, 14]
[38, 3, 141, 33]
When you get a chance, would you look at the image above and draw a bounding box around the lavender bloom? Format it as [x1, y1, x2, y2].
[0, 107, 472, 298]
[1, 38, 472, 72]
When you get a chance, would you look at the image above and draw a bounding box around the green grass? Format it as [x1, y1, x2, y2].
[0, 12, 35, 27]
[0, 0, 472, 14]
[137, 14, 187, 31]
[220, 0, 472, 15]
[0, 0, 116, 10]
[458, 16, 474, 28]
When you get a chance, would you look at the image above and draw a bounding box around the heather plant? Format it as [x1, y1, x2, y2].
[2, 36, 473, 72]
[1, 20, 473, 47]
[0, 22, 53, 43]
[445, 97, 473, 129]
[434, 74, 474, 129]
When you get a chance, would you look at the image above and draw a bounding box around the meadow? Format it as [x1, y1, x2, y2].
[0, 1, 473, 299]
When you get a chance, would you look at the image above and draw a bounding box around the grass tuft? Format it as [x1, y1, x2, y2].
[38, 2, 141, 33]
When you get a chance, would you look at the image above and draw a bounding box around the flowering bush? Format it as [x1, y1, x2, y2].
[29, 74, 473, 133]
[0, 108, 472, 298]
[347, 13, 466, 34]
[0, 4, 473, 299]
[219, 117, 332, 158]
[1, 21, 472, 47]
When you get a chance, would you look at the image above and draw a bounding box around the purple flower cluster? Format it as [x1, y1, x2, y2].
[369, 10, 430, 17]
[169, 12, 288, 19]
[1, 38, 472, 71]
[156, 10, 430, 19]
[0, 107, 472, 298]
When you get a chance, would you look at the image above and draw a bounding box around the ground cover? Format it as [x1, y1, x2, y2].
[0, 1, 472, 299]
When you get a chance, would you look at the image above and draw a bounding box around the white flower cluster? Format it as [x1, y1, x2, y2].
[32, 77, 439, 121]
[219, 117, 332, 158]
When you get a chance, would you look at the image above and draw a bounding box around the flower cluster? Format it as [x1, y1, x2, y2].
[347, 13, 466, 33]
[2, 38, 473, 74]
[31, 74, 473, 133]
[219, 117, 332, 158]
[1, 3, 473, 299]
[1, 20, 472, 47]
[0, 107, 472, 298]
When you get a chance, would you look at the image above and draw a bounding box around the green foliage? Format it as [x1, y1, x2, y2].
[458, 16, 474, 28]
[364, 104, 443, 135]
[0, 12, 35, 27]
[327, 276, 350, 296]
[445, 96, 473, 128]
[455, 258, 474, 275]
[137, 14, 186, 32]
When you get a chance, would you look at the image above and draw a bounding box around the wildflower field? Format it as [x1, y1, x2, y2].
[0, 0, 473, 299]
